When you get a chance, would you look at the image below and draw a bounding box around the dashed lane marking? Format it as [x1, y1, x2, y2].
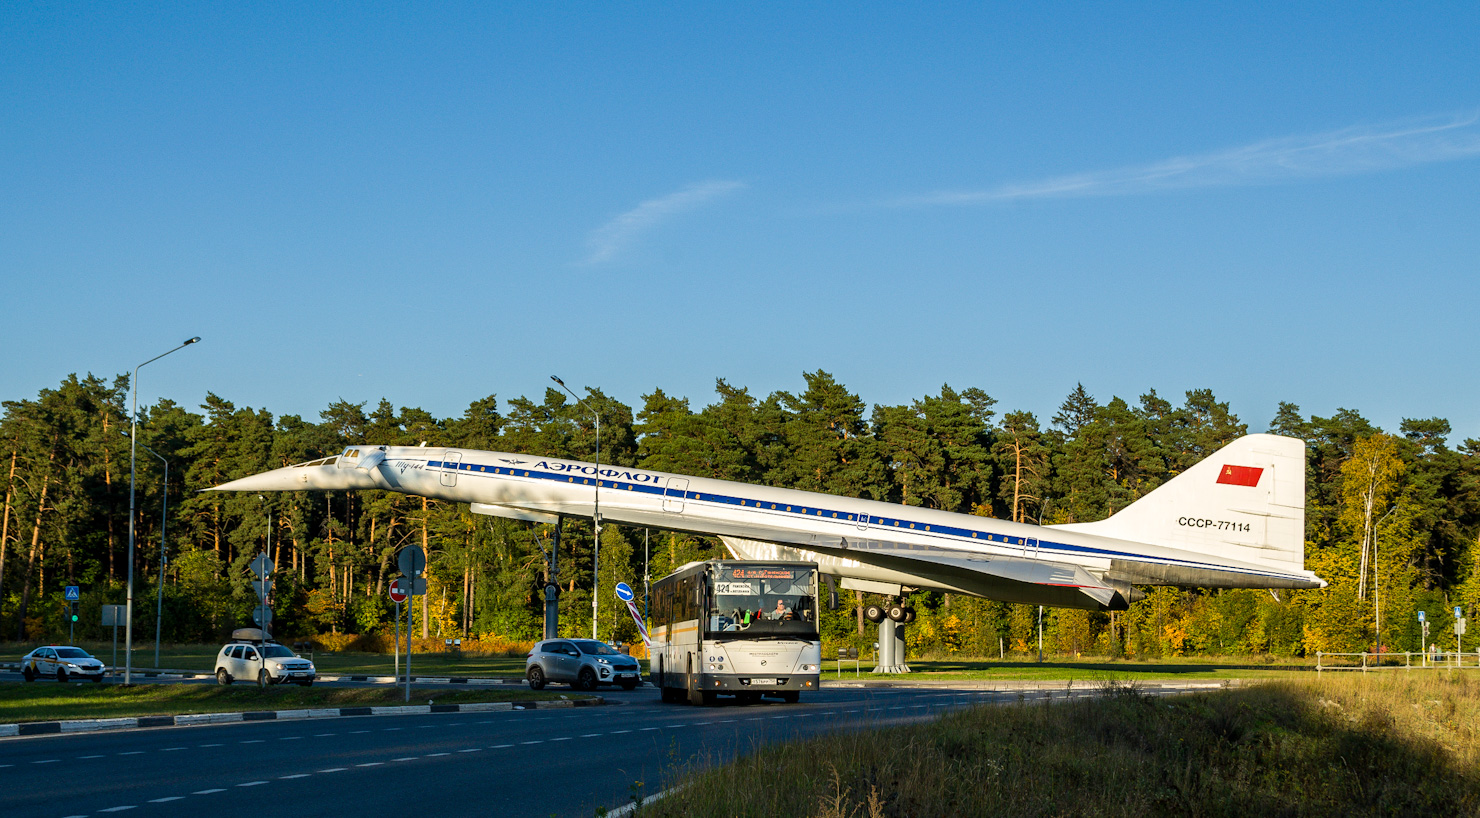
[456, 748, 480, 753]
[280, 774, 311, 780]
[192, 789, 226, 795]
[119, 751, 144, 755]
[78, 755, 104, 759]
[162, 746, 188, 750]
[349, 730, 369, 734]
[427, 752, 450, 757]
[355, 763, 384, 767]
[279, 736, 303, 740]
[148, 797, 185, 803]
[640, 727, 660, 731]
[549, 737, 572, 741]
[317, 768, 347, 773]
[580, 733, 602, 738]
[238, 781, 269, 787]
[313, 733, 335, 737]
[393, 757, 418, 762]
[98, 806, 136, 813]
[32, 759, 59, 764]
[199, 743, 223, 747]
[610, 729, 632, 734]
[490, 744, 514, 749]
[240, 739, 265, 744]
[519, 740, 543, 745]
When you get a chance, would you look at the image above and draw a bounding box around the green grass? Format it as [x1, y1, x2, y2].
[823, 655, 1317, 683]
[643, 673, 1480, 817]
[0, 682, 581, 724]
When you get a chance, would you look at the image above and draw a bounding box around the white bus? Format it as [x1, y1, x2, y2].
[649, 560, 823, 705]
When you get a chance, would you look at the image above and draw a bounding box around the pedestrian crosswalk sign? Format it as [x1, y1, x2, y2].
[64, 585, 80, 602]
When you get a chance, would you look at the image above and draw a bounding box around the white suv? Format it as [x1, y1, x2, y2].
[215, 641, 316, 687]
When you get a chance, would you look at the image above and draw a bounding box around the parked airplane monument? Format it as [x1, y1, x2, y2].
[213, 433, 1323, 650]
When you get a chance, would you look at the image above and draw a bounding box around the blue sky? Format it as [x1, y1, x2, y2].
[4, 4, 1478, 441]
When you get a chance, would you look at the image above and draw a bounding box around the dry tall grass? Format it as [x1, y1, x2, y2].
[642, 673, 1480, 817]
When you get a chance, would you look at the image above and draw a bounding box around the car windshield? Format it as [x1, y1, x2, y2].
[572, 640, 621, 656]
[261, 645, 296, 658]
[55, 648, 91, 659]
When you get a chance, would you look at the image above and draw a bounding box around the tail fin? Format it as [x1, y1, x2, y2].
[1050, 433, 1307, 574]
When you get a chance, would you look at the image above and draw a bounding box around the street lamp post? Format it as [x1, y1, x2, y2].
[121, 431, 170, 667]
[551, 376, 601, 640]
[126, 337, 199, 684]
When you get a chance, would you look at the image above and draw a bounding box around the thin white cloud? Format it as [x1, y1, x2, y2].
[886, 112, 1480, 207]
[585, 180, 746, 263]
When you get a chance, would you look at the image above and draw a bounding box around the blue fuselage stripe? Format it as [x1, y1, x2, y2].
[422, 460, 1303, 583]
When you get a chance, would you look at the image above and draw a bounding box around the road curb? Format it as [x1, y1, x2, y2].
[0, 696, 604, 740]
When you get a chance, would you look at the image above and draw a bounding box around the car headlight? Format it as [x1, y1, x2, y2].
[596, 657, 610, 664]
[65, 663, 80, 669]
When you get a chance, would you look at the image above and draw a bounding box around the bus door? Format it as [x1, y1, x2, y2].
[663, 477, 688, 513]
[440, 450, 462, 487]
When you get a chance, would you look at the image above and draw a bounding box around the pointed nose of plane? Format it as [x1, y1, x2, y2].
[209, 466, 310, 493]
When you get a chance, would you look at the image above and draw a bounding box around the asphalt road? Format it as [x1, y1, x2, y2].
[0, 684, 1068, 817]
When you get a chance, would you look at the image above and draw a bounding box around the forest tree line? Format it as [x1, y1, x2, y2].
[2, 370, 1477, 658]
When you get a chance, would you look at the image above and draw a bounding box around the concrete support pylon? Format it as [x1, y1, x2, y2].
[871, 616, 911, 673]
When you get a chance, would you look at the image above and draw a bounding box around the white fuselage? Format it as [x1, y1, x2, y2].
[214, 445, 1323, 607]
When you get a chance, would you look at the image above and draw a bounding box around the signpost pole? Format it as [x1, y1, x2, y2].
[394, 599, 401, 679]
[405, 592, 412, 702]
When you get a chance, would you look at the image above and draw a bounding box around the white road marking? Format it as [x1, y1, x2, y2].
[99, 806, 136, 812]
[78, 755, 104, 759]
[32, 759, 59, 764]
[580, 733, 602, 738]
[665, 724, 684, 728]
[192, 788, 226, 794]
[148, 796, 185, 803]
[392, 757, 418, 762]
[317, 768, 347, 773]
[349, 730, 369, 734]
[199, 743, 223, 747]
[355, 763, 384, 767]
[490, 744, 514, 749]
[119, 751, 144, 755]
[427, 752, 450, 757]
[716, 720, 736, 724]
[161, 746, 188, 751]
[238, 780, 269, 786]
[456, 748, 480, 753]
[418, 724, 436, 729]
[640, 727, 660, 731]
[519, 740, 543, 745]
[313, 733, 335, 737]
[549, 736, 572, 741]
[280, 774, 311, 779]
[279, 736, 303, 740]
[610, 729, 632, 734]
[383, 727, 402, 731]
[240, 739, 265, 744]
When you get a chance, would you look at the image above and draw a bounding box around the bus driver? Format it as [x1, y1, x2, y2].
[768, 599, 792, 620]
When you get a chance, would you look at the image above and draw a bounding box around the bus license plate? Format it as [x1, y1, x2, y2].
[750, 678, 776, 686]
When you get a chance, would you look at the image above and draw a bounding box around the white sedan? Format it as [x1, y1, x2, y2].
[21, 646, 106, 682]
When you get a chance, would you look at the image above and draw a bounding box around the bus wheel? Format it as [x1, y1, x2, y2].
[780, 691, 800, 703]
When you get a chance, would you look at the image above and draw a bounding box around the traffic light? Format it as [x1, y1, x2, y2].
[69, 601, 78, 623]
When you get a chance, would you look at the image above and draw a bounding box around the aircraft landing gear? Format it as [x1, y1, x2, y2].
[871, 600, 912, 674]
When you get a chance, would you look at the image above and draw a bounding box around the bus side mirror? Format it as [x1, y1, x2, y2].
[829, 590, 839, 610]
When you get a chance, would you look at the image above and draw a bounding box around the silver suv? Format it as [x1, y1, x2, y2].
[526, 639, 642, 691]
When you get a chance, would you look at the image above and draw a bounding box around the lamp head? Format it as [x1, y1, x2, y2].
[550, 375, 565, 387]
[183, 337, 201, 345]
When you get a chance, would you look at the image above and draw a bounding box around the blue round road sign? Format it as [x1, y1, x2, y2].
[615, 582, 634, 602]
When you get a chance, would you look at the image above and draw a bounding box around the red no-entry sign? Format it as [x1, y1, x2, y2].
[389, 578, 408, 604]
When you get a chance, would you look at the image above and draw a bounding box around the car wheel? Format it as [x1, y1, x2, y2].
[56, 668, 68, 683]
[619, 679, 638, 691]
[864, 604, 885, 624]
[575, 667, 597, 691]
[257, 669, 271, 688]
[216, 668, 232, 685]
[527, 666, 546, 690]
[22, 667, 35, 682]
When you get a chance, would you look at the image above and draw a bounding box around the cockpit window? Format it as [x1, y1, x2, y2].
[290, 456, 339, 468]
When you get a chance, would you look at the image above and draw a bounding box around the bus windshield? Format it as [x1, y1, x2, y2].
[707, 564, 817, 638]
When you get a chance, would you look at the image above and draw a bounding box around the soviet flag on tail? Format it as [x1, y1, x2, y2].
[1216, 465, 1263, 487]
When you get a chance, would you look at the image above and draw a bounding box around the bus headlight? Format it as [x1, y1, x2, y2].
[798, 664, 819, 672]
